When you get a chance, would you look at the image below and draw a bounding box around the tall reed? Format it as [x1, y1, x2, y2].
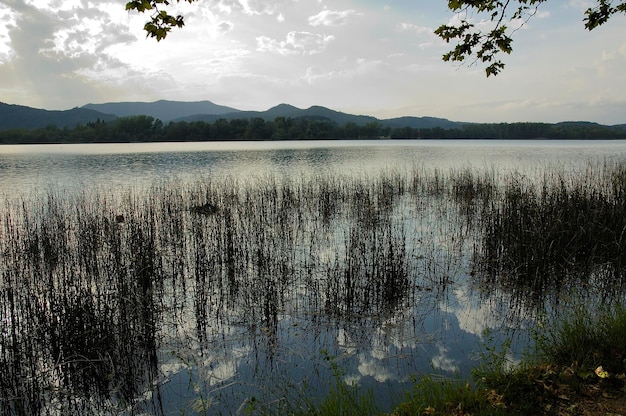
[2, 161, 625, 414]
[474, 161, 626, 308]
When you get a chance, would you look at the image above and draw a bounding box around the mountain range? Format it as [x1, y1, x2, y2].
[2, 100, 625, 136]
[0, 102, 117, 130]
[0, 100, 463, 131]
[82, 100, 240, 122]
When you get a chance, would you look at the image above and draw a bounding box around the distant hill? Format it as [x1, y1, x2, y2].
[83, 100, 240, 122]
[177, 103, 385, 127]
[174, 103, 465, 129]
[0, 102, 116, 130]
[2, 100, 623, 136]
[380, 116, 463, 130]
[1, 100, 463, 132]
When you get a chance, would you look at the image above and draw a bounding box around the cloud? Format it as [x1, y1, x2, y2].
[397, 22, 443, 49]
[448, 287, 503, 338]
[536, 11, 551, 19]
[217, 20, 235, 33]
[357, 355, 395, 382]
[302, 66, 331, 83]
[601, 42, 626, 61]
[398, 22, 431, 35]
[0, 4, 16, 61]
[198, 0, 237, 14]
[337, 328, 358, 355]
[444, 5, 535, 33]
[567, 0, 596, 10]
[0, 0, 142, 108]
[234, 0, 297, 16]
[308, 9, 355, 27]
[431, 344, 459, 373]
[257, 31, 334, 55]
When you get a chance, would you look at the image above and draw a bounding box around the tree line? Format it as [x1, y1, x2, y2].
[0, 115, 625, 144]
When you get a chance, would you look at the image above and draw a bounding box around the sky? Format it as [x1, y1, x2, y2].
[0, 0, 625, 124]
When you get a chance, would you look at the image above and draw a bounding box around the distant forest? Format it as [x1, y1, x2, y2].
[1, 115, 625, 143]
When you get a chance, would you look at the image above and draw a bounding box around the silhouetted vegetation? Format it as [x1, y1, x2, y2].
[1, 115, 625, 144]
[472, 162, 626, 312]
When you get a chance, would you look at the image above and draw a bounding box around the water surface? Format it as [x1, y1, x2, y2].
[3, 140, 626, 196]
[1, 139, 625, 414]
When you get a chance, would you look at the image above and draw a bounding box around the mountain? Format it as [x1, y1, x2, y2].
[174, 102, 464, 129]
[0, 100, 462, 131]
[176, 103, 383, 126]
[82, 100, 240, 122]
[4, 100, 624, 135]
[381, 116, 463, 130]
[2, 100, 624, 141]
[0, 102, 117, 130]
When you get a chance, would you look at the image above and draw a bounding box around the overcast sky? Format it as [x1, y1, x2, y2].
[0, 0, 625, 124]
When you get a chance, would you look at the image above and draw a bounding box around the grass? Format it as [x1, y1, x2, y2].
[380, 303, 626, 416]
[535, 302, 626, 375]
[305, 350, 380, 416]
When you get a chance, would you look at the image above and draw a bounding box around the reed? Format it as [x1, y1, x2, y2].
[473, 161, 626, 308]
[1, 161, 626, 414]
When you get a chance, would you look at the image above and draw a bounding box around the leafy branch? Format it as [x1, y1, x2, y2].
[125, 0, 197, 41]
[435, 0, 547, 77]
[584, 0, 626, 29]
[435, 0, 625, 76]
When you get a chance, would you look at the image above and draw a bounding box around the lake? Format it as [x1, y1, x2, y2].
[1, 139, 626, 415]
[3, 139, 626, 196]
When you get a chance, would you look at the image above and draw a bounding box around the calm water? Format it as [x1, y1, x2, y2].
[3, 140, 626, 197]
[1, 139, 626, 415]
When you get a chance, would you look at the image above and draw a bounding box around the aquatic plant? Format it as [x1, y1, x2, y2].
[473, 161, 626, 309]
[1, 161, 626, 414]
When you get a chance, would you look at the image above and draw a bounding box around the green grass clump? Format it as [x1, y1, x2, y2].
[388, 375, 504, 416]
[387, 304, 626, 416]
[471, 304, 626, 414]
[535, 303, 626, 375]
[307, 351, 379, 416]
